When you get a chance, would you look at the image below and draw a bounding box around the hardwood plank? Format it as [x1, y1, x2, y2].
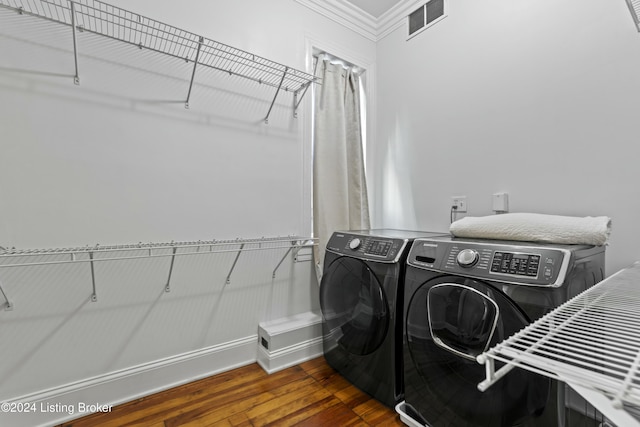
[245, 380, 332, 424]
[165, 392, 274, 427]
[166, 375, 321, 426]
[224, 412, 253, 426]
[299, 359, 340, 384]
[354, 398, 399, 425]
[334, 383, 375, 409]
[151, 366, 308, 427]
[253, 392, 336, 426]
[293, 402, 369, 426]
[309, 369, 354, 396]
[163, 371, 312, 427]
[298, 357, 331, 376]
[262, 395, 342, 426]
[55, 357, 403, 427]
[59, 364, 270, 427]
[108, 377, 274, 427]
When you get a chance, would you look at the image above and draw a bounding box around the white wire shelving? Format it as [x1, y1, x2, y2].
[0, 236, 317, 311]
[0, 0, 319, 122]
[477, 261, 640, 426]
[626, 0, 640, 32]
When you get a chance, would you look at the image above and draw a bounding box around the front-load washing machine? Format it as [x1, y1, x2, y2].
[319, 229, 448, 408]
[400, 236, 605, 426]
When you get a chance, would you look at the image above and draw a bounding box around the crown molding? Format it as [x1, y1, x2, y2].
[296, 0, 426, 41]
[295, 0, 378, 41]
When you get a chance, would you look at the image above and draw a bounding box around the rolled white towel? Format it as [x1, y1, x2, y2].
[450, 213, 611, 246]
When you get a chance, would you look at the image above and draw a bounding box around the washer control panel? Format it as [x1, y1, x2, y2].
[491, 252, 540, 277]
[326, 232, 406, 262]
[408, 237, 573, 287]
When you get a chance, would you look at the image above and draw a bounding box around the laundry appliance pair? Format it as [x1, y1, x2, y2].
[320, 229, 606, 426]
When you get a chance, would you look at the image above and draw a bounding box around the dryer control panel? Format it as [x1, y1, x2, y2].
[326, 232, 407, 263]
[407, 237, 579, 287]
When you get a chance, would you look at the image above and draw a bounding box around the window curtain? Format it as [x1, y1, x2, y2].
[313, 57, 370, 281]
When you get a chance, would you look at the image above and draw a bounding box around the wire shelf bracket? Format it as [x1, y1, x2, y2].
[69, 0, 80, 85]
[0, 279, 13, 311]
[273, 241, 296, 279]
[0, 0, 320, 122]
[88, 251, 97, 302]
[264, 67, 287, 124]
[184, 36, 203, 109]
[164, 246, 177, 293]
[225, 243, 245, 285]
[293, 82, 311, 119]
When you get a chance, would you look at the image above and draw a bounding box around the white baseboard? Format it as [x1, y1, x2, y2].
[257, 337, 324, 374]
[0, 336, 258, 427]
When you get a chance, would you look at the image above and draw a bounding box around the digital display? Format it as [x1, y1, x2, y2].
[491, 251, 540, 277]
[365, 239, 392, 257]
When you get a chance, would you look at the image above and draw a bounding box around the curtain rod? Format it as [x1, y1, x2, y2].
[314, 51, 365, 76]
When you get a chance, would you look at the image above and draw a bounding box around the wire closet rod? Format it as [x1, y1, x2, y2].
[0, 236, 317, 309]
[0, 236, 313, 259]
[0, 0, 321, 121]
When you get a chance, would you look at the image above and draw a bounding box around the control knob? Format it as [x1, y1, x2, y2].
[457, 249, 479, 267]
[349, 238, 361, 250]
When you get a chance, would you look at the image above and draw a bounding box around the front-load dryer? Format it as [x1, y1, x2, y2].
[400, 236, 605, 426]
[319, 229, 448, 408]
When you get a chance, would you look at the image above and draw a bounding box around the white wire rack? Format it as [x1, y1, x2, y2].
[0, 0, 319, 122]
[0, 236, 317, 310]
[626, 0, 640, 32]
[477, 261, 640, 426]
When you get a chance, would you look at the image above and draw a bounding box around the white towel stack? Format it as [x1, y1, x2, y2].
[449, 213, 611, 246]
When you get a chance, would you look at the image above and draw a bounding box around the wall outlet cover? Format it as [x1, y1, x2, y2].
[452, 196, 467, 213]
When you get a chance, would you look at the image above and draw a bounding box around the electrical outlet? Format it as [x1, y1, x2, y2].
[451, 196, 467, 213]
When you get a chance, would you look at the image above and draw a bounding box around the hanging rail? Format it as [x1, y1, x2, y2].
[0, 236, 317, 308]
[0, 0, 320, 120]
[477, 261, 640, 426]
[0, 236, 317, 265]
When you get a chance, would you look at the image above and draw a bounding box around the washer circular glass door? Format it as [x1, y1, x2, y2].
[406, 276, 550, 426]
[320, 256, 389, 356]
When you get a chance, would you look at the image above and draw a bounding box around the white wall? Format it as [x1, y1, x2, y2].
[9, 0, 635, 421]
[373, 0, 640, 275]
[0, 1, 375, 425]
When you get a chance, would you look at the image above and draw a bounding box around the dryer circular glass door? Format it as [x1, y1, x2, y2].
[320, 256, 389, 356]
[405, 276, 550, 426]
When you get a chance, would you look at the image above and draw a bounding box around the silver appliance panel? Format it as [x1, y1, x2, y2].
[326, 230, 448, 263]
[407, 236, 603, 287]
[326, 232, 408, 263]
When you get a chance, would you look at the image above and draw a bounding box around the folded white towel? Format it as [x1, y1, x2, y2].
[450, 213, 611, 246]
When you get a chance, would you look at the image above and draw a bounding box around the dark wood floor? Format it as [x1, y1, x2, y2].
[57, 357, 404, 426]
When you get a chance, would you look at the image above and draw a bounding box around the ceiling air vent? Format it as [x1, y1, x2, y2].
[408, 0, 447, 40]
[625, 0, 640, 31]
